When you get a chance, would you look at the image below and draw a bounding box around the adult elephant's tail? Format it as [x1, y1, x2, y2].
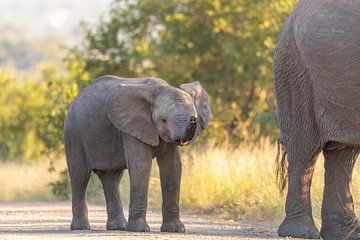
[276, 139, 288, 193]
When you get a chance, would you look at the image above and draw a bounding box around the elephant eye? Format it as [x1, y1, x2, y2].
[161, 118, 167, 124]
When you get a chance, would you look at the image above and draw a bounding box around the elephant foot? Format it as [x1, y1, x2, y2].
[125, 218, 150, 232]
[278, 215, 320, 239]
[106, 217, 127, 230]
[71, 218, 90, 230]
[161, 220, 185, 233]
[321, 214, 360, 240]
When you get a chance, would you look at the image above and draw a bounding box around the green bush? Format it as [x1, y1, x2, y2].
[49, 170, 71, 200]
[70, 0, 296, 143]
[0, 1, 298, 203]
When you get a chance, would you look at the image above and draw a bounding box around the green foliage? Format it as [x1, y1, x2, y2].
[0, 0, 297, 159]
[49, 170, 71, 200]
[49, 169, 105, 202]
[0, 69, 47, 159]
[73, 0, 296, 142]
[0, 3, 298, 204]
[0, 0, 297, 163]
[0, 64, 86, 160]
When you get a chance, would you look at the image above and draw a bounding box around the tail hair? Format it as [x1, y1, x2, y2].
[276, 139, 288, 194]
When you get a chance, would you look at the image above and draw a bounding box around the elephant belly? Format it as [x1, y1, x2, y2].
[294, 2, 360, 145]
[86, 143, 127, 172]
[314, 74, 360, 146]
[81, 122, 127, 171]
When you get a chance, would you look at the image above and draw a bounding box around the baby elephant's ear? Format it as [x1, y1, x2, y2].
[107, 83, 160, 146]
[180, 81, 211, 130]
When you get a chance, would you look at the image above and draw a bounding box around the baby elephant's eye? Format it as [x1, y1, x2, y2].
[161, 118, 167, 124]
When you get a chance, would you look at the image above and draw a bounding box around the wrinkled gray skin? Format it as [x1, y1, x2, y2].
[275, 1, 360, 239]
[64, 76, 210, 232]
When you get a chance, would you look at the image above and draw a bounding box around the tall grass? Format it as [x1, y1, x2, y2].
[180, 139, 360, 223]
[180, 139, 285, 220]
[0, 160, 60, 201]
[3, 140, 360, 223]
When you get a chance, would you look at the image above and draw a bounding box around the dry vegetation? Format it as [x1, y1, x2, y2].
[3, 140, 360, 223]
[0, 160, 61, 201]
[180, 139, 283, 220]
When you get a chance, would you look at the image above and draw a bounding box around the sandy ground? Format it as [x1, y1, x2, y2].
[0, 202, 295, 240]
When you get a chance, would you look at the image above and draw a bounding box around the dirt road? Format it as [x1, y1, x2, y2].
[0, 202, 294, 239]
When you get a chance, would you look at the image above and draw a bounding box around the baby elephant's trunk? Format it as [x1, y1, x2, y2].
[185, 121, 197, 141]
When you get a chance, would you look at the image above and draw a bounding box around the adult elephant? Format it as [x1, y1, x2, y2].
[64, 76, 210, 232]
[275, 1, 360, 239]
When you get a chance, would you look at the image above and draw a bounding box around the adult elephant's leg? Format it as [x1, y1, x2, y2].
[278, 150, 321, 239]
[95, 170, 127, 230]
[320, 146, 360, 240]
[156, 144, 185, 233]
[123, 134, 152, 232]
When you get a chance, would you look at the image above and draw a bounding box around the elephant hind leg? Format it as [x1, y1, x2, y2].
[66, 143, 91, 230]
[94, 170, 127, 230]
[278, 150, 321, 239]
[65, 120, 91, 230]
[320, 146, 360, 240]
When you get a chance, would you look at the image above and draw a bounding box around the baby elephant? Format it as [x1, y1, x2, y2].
[64, 75, 210, 232]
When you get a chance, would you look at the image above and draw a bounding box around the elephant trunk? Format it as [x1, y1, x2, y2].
[184, 121, 197, 141]
[174, 117, 197, 146]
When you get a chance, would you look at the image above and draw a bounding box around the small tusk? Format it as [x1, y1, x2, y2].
[180, 140, 189, 146]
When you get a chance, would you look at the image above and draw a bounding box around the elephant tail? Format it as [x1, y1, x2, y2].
[275, 139, 288, 194]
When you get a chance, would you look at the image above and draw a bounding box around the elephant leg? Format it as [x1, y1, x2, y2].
[320, 146, 360, 240]
[67, 145, 91, 230]
[123, 134, 152, 232]
[156, 145, 185, 233]
[278, 151, 320, 239]
[95, 170, 127, 230]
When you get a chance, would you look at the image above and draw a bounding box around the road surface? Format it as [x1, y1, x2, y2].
[0, 202, 296, 239]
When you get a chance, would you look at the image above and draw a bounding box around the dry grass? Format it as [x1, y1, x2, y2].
[3, 140, 360, 223]
[180, 139, 285, 221]
[0, 160, 62, 201]
[179, 139, 360, 223]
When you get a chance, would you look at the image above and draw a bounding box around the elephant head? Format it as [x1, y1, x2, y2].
[107, 78, 210, 147]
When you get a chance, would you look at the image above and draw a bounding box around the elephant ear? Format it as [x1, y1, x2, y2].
[180, 81, 211, 130]
[106, 83, 160, 146]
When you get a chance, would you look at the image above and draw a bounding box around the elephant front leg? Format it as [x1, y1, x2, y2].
[124, 134, 152, 232]
[321, 147, 360, 240]
[278, 152, 320, 239]
[156, 145, 185, 233]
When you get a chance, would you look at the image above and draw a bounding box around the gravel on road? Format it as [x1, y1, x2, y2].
[0, 202, 294, 239]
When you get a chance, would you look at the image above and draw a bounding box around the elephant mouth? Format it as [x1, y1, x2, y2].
[174, 122, 197, 146]
[176, 139, 189, 146]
